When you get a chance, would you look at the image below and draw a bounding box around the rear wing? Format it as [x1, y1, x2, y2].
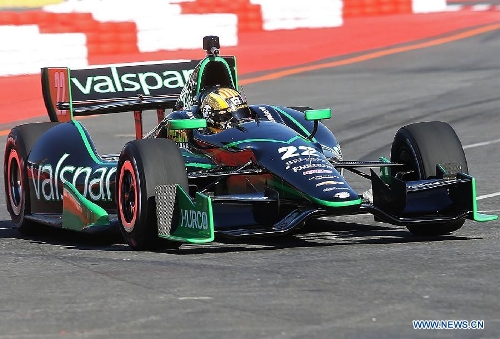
[41, 60, 200, 122]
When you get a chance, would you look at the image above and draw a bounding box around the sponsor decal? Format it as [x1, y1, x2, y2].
[316, 181, 344, 187]
[180, 209, 208, 229]
[71, 67, 194, 96]
[167, 129, 189, 147]
[258, 106, 275, 121]
[278, 145, 319, 160]
[30, 153, 116, 202]
[67, 61, 200, 101]
[302, 169, 333, 175]
[308, 175, 338, 181]
[228, 94, 244, 107]
[322, 144, 343, 160]
[334, 192, 351, 199]
[285, 157, 327, 170]
[292, 163, 331, 173]
[54, 70, 69, 118]
[323, 187, 343, 192]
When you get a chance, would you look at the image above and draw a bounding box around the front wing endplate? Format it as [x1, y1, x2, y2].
[465, 174, 498, 222]
[155, 184, 214, 243]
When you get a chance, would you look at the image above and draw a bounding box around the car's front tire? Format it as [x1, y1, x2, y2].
[390, 121, 468, 236]
[117, 139, 188, 250]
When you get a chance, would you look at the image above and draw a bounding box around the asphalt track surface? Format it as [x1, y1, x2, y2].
[0, 26, 499, 339]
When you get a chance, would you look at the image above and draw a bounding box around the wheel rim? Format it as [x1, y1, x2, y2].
[394, 143, 422, 181]
[118, 160, 139, 232]
[7, 149, 22, 216]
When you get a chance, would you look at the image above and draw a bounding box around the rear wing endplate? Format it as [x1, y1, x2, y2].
[41, 60, 200, 122]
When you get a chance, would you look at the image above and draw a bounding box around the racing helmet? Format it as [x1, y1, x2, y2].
[200, 87, 252, 132]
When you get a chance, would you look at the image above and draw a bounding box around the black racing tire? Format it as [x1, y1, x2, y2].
[390, 121, 468, 236]
[116, 139, 188, 251]
[4, 123, 59, 234]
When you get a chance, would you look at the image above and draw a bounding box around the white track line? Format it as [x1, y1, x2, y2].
[463, 138, 500, 149]
[462, 138, 500, 201]
[477, 192, 500, 200]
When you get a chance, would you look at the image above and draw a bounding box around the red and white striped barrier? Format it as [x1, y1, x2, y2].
[0, 25, 87, 75]
[0, 0, 455, 76]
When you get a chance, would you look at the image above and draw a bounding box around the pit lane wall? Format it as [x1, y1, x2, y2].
[0, 0, 447, 76]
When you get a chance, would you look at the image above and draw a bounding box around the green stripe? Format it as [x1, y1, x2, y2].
[222, 135, 301, 150]
[233, 56, 239, 90]
[186, 163, 215, 169]
[72, 120, 106, 165]
[196, 56, 237, 95]
[273, 106, 317, 143]
[307, 196, 362, 208]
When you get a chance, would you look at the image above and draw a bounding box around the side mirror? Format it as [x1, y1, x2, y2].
[305, 108, 331, 121]
[168, 119, 207, 130]
[304, 108, 331, 140]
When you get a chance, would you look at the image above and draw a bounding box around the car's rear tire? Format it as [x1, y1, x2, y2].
[390, 121, 468, 236]
[4, 123, 59, 234]
[116, 139, 188, 250]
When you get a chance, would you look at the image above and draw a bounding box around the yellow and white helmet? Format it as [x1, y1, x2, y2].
[200, 87, 252, 132]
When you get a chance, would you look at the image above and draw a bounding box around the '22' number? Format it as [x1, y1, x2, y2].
[54, 71, 67, 116]
[278, 146, 319, 160]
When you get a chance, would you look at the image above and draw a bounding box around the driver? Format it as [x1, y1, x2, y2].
[199, 87, 253, 133]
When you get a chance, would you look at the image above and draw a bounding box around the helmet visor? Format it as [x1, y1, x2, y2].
[231, 106, 252, 122]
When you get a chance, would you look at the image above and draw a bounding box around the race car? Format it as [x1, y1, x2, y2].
[4, 36, 497, 250]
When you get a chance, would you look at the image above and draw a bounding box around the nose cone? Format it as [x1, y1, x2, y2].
[290, 166, 361, 208]
[252, 142, 361, 208]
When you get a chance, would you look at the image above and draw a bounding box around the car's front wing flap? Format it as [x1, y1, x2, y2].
[155, 184, 326, 241]
[365, 170, 497, 225]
